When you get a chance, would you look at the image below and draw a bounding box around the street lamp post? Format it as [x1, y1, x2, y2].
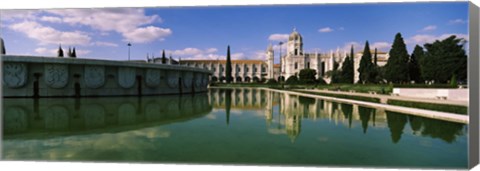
[127, 42, 132, 61]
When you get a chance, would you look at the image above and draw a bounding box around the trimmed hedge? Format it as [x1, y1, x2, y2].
[387, 99, 467, 115]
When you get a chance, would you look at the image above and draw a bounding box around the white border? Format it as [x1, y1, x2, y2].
[0, 0, 477, 171]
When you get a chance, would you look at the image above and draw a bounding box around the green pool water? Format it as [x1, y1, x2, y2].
[2, 88, 468, 169]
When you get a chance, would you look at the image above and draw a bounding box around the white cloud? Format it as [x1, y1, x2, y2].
[39, 16, 62, 23]
[268, 34, 289, 41]
[231, 53, 245, 60]
[166, 47, 222, 60]
[340, 41, 390, 54]
[407, 33, 468, 45]
[34, 47, 51, 55]
[205, 48, 218, 53]
[421, 25, 437, 32]
[0, 10, 37, 21]
[165, 47, 260, 61]
[43, 8, 171, 43]
[34, 47, 90, 56]
[122, 26, 172, 43]
[371, 42, 391, 51]
[92, 41, 118, 47]
[449, 19, 467, 24]
[8, 21, 91, 46]
[318, 27, 334, 33]
[251, 50, 267, 60]
[341, 41, 362, 54]
[75, 49, 91, 56]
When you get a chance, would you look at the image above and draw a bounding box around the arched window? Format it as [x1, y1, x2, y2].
[295, 49, 298, 55]
[307, 62, 310, 69]
[294, 62, 298, 69]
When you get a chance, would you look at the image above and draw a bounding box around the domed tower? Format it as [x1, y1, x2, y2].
[287, 27, 303, 56]
[266, 44, 274, 79]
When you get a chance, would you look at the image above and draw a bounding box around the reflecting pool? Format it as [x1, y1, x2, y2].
[2, 88, 468, 168]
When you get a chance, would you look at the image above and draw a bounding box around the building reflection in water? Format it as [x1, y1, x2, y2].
[3, 94, 213, 137]
[208, 88, 466, 144]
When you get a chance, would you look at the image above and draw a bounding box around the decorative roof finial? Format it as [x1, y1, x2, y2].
[293, 26, 297, 32]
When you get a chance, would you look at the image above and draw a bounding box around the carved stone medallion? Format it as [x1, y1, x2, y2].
[84, 65, 105, 89]
[44, 64, 69, 89]
[118, 67, 136, 88]
[3, 63, 27, 88]
[145, 69, 161, 88]
[183, 72, 193, 88]
[167, 71, 179, 88]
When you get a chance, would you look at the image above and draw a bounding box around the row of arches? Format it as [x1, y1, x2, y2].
[211, 76, 265, 83]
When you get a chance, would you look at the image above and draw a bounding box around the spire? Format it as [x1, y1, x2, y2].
[57, 44, 64, 57]
[267, 43, 273, 52]
[293, 26, 297, 32]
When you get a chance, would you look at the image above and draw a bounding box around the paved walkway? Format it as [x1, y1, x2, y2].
[262, 88, 468, 124]
[295, 89, 468, 107]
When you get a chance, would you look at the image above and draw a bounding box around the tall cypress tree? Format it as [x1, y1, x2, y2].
[226, 45, 233, 83]
[161, 50, 166, 64]
[413, 45, 425, 83]
[409, 46, 422, 83]
[339, 54, 353, 84]
[1, 37, 5, 55]
[385, 33, 410, 83]
[57, 45, 64, 57]
[374, 48, 378, 66]
[67, 47, 72, 57]
[358, 41, 373, 84]
[72, 47, 77, 58]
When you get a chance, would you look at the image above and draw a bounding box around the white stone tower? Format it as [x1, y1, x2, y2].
[266, 44, 274, 79]
[287, 27, 303, 56]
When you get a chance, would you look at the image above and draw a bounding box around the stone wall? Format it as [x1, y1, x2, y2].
[393, 88, 469, 102]
[2, 55, 212, 97]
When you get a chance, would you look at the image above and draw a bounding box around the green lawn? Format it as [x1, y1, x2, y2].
[387, 99, 468, 115]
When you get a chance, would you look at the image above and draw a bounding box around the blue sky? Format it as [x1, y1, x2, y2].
[0, 2, 468, 63]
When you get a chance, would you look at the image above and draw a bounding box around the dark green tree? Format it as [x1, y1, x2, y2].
[225, 89, 232, 125]
[339, 54, 354, 84]
[57, 45, 64, 57]
[285, 75, 299, 85]
[161, 49, 166, 64]
[422, 35, 467, 83]
[299, 68, 317, 84]
[384, 33, 410, 83]
[374, 48, 378, 65]
[67, 47, 72, 57]
[1, 37, 5, 55]
[358, 41, 374, 84]
[327, 61, 341, 84]
[409, 46, 422, 83]
[72, 47, 77, 58]
[226, 45, 233, 83]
